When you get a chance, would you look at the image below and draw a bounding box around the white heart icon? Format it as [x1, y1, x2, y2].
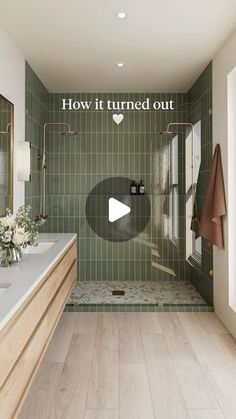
[113, 114, 124, 125]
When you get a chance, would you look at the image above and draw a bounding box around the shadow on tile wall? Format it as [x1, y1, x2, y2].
[187, 63, 213, 304]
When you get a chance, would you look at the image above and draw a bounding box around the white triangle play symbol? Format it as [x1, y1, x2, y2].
[108, 197, 131, 223]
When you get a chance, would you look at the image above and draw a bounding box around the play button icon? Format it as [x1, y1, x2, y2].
[85, 177, 150, 242]
[108, 198, 131, 222]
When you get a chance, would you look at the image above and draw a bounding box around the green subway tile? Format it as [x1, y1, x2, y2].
[26, 63, 212, 306]
[65, 302, 214, 313]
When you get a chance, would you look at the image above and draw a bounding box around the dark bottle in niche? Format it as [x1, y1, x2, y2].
[138, 180, 145, 195]
[130, 180, 137, 195]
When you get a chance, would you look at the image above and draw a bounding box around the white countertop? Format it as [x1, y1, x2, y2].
[0, 233, 77, 331]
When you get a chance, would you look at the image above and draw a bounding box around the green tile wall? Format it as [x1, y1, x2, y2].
[187, 62, 213, 304]
[65, 304, 214, 313]
[24, 63, 213, 305]
[45, 93, 187, 282]
[25, 62, 49, 219]
[0, 96, 12, 215]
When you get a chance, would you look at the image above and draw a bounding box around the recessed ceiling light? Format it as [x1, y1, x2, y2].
[117, 63, 124, 68]
[117, 12, 126, 19]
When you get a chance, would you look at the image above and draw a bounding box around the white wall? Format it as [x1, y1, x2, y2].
[0, 26, 25, 211]
[213, 28, 236, 337]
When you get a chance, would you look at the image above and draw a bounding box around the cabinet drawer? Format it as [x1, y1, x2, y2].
[0, 241, 76, 389]
[0, 261, 76, 418]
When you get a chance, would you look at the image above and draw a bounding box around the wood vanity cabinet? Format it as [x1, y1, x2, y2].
[0, 239, 77, 418]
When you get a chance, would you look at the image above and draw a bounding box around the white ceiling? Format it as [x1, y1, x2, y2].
[0, 0, 236, 92]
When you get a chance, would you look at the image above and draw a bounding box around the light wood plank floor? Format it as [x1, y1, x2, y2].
[19, 312, 236, 419]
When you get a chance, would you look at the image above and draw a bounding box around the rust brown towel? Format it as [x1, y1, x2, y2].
[199, 144, 226, 248]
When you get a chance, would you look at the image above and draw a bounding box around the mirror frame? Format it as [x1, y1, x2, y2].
[0, 93, 14, 216]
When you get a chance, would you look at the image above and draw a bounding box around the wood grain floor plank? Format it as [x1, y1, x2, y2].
[86, 334, 119, 409]
[205, 362, 236, 418]
[96, 313, 118, 339]
[119, 363, 154, 419]
[189, 409, 225, 419]
[74, 313, 98, 334]
[147, 361, 190, 419]
[177, 313, 223, 363]
[158, 313, 197, 362]
[50, 334, 95, 419]
[138, 313, 162, 335]
[210, 333, 236, 365]
[142, 333, 171, 362]
[195, 313, 228, 335]
[19, 313, 234, 418]
[119, 313, 145, 363]
[44, 313, 78, 363]
[174, 360, 219, 409]
[84, 409, 119, 419]
[18, 363, 63, 419]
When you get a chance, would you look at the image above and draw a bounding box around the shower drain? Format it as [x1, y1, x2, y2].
[112, 290, 125, 296]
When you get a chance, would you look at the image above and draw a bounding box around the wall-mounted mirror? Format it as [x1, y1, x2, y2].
[0, 94, 13, 216]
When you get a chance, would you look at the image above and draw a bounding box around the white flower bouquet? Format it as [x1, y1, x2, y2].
[0, 205, 45, 267]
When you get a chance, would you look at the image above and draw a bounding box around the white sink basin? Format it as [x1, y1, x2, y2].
[23, 241, 57, 254]
[0, 283, 11, 295]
